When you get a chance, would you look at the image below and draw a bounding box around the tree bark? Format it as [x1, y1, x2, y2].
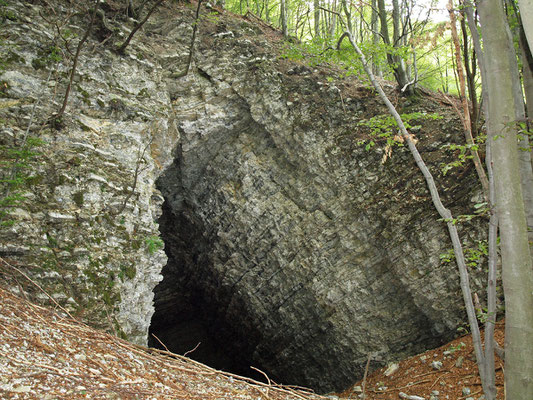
[447, 0, 489, 200]
[371, 0, 380, 76]
[460, 11, 479, 137]
[377, 0, 410, 92]
[280, 0, 288, 36]
[518, 0, 533, 50]
[314, 0, 320, 39]
[478, 0, 533, 398]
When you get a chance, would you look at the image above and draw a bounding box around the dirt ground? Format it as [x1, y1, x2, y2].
[337, 321, 505, 400]
[0, 271, 505, 400]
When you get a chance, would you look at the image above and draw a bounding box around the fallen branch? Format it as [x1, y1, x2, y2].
[361, 353, 372, 399]
[183, 341, 201, 357]
[250, 366, 272, 399]
[0, 257, 76, 321]
[374, 379, 432, 393]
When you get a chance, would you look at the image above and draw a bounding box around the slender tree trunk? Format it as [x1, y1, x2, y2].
[328, 0, 337, 43]
[314, 0, 320, 39]
[524, 52, 533, 118]
[371, 0, 380, 76]
[280, 0, 288, 36]
[463, 0, 487, 105]
[391, 0, 411, 93]
[484, 127, 498, 400]
[448, 0, 489, 200]
[518, 0, 533, 49]
[341, 0, 353, 39]
[342, 26, 487, 398]
[478, 1, 533, 398]
[506, 2, 533, 245]
[460, 12, 479, 137]
[265, 0, 271, 23]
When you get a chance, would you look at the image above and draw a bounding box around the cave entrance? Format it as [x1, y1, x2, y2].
[148, 197, 269, 383]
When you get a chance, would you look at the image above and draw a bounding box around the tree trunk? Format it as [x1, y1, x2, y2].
[328, 0, 337, 43]
[342, 26, 488, 400]
[391, 0, 411, 93]
[377, 0, 410, 92]
[508, 3, 533, 246]
[280, 0, 288, 36]
[314, 0, 320, 39]
[478, 1, 533, 398]
[524, 51, 533, 118]
[448, 0, 489, 200]
[371, 0, 380, 76]
[460, 12, 479, 137]
[518, 0, 533, 50]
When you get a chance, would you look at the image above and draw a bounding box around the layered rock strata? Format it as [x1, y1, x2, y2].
[0, 1, 486, 393]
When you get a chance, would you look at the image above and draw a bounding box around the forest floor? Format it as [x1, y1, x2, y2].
[0, 285, 327, 400]
[338, 321, 505, 400]
[0, 281, 504, 400]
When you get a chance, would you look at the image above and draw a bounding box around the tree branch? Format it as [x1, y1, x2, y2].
[116, 0, 164, 54]
[53, 0, 99, 126]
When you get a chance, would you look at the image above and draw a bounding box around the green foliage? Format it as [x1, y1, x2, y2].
[357, 112, 442, 151]
[516, 121, 533, 152]
[145, 235, 164, 254]
[0, 136, 43, 226]
[439, 248, 455, 264]
[440, 134, 485, 175]
[447, 341, 466, 353]
[119, 263, 136, 281]
[464, 240, 489, 269]
[440, 240, 489, 269]
[439, 201, 489, 225]
[31, 45, 62, 70]
[0, 0, 16, 22]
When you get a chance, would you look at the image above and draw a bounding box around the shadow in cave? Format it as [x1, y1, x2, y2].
[148, 199, 270, 384]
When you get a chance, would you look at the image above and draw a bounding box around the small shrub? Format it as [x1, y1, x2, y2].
[145, 235, 164, 254]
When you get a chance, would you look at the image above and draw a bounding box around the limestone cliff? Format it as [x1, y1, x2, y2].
[0, 0, 487, 394]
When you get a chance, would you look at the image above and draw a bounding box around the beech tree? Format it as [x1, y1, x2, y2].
[477, 0, 533, 397]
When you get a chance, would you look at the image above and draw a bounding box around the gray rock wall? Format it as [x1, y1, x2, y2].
[1, 1, 487, 393]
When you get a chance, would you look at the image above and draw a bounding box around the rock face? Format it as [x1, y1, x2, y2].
[1, 1, 487, 394]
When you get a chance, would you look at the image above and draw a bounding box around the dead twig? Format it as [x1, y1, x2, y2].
[151, 333, 171, 353]
[251, 366, 272, 398]
[183, 341, 201, 357]
[373, 379, 432, 393]
[361, 353, 372, 399]
[430, 371, 449, 389]
[0, 257, 77, 321]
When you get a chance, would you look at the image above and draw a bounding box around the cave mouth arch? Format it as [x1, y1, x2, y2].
[148, 197, 273, 384]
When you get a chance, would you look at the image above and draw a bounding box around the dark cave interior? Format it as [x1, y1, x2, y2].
[148, 200, 270, 384]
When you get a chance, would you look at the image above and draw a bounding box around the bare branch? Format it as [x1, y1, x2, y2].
[53, 0, 99, 126]
[116, 0, 165, 54]
[183, 0, 204, 76]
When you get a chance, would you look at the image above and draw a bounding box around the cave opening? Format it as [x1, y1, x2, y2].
[148, 189, 272, 384]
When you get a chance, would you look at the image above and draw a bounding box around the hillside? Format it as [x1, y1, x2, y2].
[0, 266, 504, 399]
[1, 0, 491, 394]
